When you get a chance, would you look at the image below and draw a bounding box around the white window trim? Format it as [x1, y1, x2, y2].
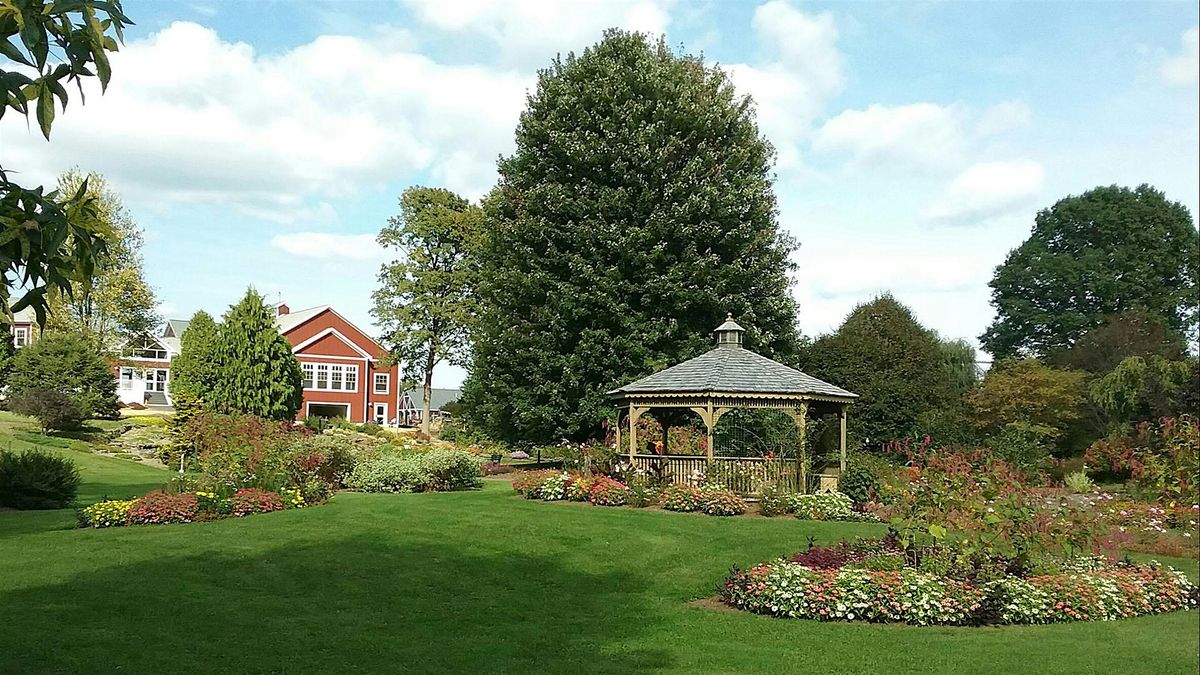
[119, 367, 135, 390]
[373, 373, 390, 394]
[301, 361, 359, 392]
[305, 401, 352, 419]
[13, 326, 29, 347]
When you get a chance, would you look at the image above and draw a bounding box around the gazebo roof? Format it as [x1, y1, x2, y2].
[609, 317, 858, 400]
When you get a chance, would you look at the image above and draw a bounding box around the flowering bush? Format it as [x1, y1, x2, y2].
[78, 499, 135, 528]
[128, 490, 199, 525]
[511, 470, 555, 498]
[588, 477, 629, 506]
[280, 487, 307, 509]
[566, 473, 595, 501]
[790, 492, 878, 522]
[346, 454, 429, 493]
[988, 563, 1198, 624]
[194, 490, 232, 517]
[1084, 416, 1199, 504]
[230, 488, 285, 517]
[724, 551, 1199, 625]
[724, 560, 986, 625]
[700, 488, 747, 516]
[660, 483, 705, 512]
[538, 472, 570, 501]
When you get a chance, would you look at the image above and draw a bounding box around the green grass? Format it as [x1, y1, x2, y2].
[1, 470, 1198, 674]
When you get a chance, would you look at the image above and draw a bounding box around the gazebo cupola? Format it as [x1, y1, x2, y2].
[608, 314, 858, 494]
[714, 314, 744, 347]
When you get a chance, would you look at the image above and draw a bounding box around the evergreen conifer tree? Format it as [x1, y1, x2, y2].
[210, 290, 303, 420]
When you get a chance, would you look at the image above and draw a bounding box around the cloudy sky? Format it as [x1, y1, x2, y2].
[3, 0, 1197, 386]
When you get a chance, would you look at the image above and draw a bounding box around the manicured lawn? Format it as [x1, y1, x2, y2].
[2, 453, 1198, 674]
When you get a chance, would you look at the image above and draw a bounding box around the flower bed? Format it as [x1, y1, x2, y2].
[722, 537, 1199, 626]
[78, 487, 300, 529]
[789, 492, 879, 522]
[660, 483, 705, 512]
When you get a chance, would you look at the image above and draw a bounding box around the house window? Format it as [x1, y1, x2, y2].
[119, 367, 135, 390]
[13, 327, 28, 348]
[147, 369, 169, 392]
[373, 373, 389, 394]
[304, 363, 358, 392]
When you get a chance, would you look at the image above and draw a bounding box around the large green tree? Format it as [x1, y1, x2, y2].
[210, 290, 303, 421]
[982, 185, 1199, 358]
[464, 31, 802, 444]
[164, 310, 220, 467]
[373, 187, 481, 435]
[1, 0, 131, 326]
[966, 359, 1086, 443]
[7, 332, 118, 419]
[45, 170, 159, 346]
[806, 294, 958, 446]
[1047, 309, 1187, 375]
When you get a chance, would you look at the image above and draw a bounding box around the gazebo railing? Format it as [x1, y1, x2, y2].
[625, 454, 801, 494]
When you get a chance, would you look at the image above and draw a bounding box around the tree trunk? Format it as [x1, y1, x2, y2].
[421, 348, 435, 436]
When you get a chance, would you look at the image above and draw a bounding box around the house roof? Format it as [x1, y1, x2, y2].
[162, 305, 331, 341]
[404, 387, 462, 411]
[13, 306, 36, 324]
[609, 318, 857, 400]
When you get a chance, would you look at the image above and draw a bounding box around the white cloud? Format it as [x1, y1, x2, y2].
[922, 159, 1044, 225]
[403, 0, 672, 67]
[271, 233, 386, 261]
[1, 22, 532, 220]
[813, 100, 1032, 171]
[725, 1, 844, 173]
[1161, 27, 1199, 85]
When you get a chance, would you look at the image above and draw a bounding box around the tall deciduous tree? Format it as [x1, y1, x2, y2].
[982, 185, 1199, 359]
[210, 290, 303, 421]
[464, 30, 802, 444]
[1048, 309, 1188, 375]
[45, 170, 160, 346]
[373, 187, 480, 435]
[806, 295, 957, 446]
[1, 0, 131, 326]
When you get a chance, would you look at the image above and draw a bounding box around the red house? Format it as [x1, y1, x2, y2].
[131, 303, 402, 424]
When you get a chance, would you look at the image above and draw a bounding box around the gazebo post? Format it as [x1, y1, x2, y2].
[614, 410, 622, 462]
[627, 403, 637, 461]
[839, 406, 848, 474]
[705, 401, 714, 461]
[796, 401, 808, 493]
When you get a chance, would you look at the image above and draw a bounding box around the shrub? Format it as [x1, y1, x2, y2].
[625, 475, 660, 508]
[286, 432, 359, 488]
[230, 488, 285, 516]
[1063, 470, 1094, 494]
[790, 492, 876, 522]
[660, 483, 705, 512]
[187, 412, 304, 490]
[838, 462, 879, 505]
[758, 484, 795, 517]
[1084, 415, 1198, 505]
[7, 332, 119, 419]
[985, 423, 1053, 478]
[419, 448, 483, 491]
[588, 476, 629, 506]
[566, 473, 594, 501]
[512, 470, 559, 498]
[537, 471, 570, 500]
[723, 556, 1199, 625]
[346, 454, 429, 493]
[193, 491, 232, 516]
[700, 488, 747, 516]
[128, 490, 199, 525]
[9, 388, 84, 431]
[78, 499, 134, 528]
[0, 449, 81, 509]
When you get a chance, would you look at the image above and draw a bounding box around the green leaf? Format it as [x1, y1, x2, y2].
[35, 84, 54, 139]
[927, 524, 947, 540]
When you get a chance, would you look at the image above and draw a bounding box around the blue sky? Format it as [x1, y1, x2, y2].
[3, 0, 1197, 386]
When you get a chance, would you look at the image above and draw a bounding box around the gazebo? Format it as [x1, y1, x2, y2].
[608, 316, 858, 494]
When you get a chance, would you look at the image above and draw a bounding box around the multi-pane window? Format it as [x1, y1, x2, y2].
[119, 367, 134, 389]
[302, 362, 358, 392]
[13, 327, 28, 348]
[373, 373, 389, 394]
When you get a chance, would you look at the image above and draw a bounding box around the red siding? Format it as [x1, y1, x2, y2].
[285, 309, 398, 423]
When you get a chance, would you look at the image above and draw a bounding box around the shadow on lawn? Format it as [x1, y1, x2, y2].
[0, 534, 672, 674]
